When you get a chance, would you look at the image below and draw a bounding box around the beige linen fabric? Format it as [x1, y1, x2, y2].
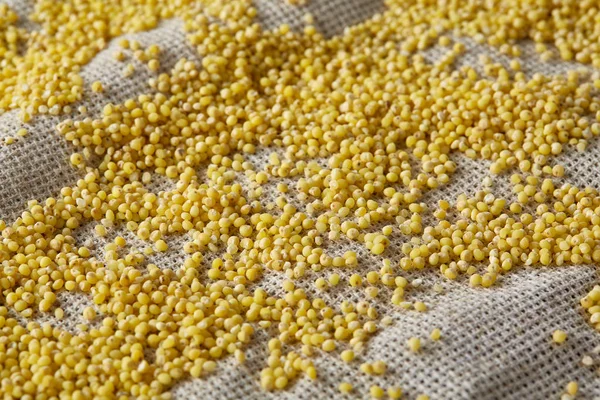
[2, 0, 600, 399]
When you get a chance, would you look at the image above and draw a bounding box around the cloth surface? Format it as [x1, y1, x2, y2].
[2, 0, 600, 399]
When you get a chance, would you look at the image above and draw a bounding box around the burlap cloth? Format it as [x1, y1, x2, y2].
[2, 0, 600, 399]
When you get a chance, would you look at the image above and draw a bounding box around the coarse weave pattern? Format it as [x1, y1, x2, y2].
[2, 0, 600, 399]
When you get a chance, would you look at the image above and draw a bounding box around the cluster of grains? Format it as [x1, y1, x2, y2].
[0, 4, 27, 64]
[383, 0, 600, 64]
[3, 0, 600, 398]
[112, 39, 163, 78]
[402, 178, 600, 287]
[4, 0, 600, 120]
[0, 0, 192, 120]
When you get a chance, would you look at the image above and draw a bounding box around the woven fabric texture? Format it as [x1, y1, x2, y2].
[2, 0, 600, 399]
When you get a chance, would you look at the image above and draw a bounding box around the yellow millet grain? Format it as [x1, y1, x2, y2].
[339, 382, 353, 394]
[340, 349, 355, 363]
[372, 360, 387, 375]
[91, 81, 104, 93]
[370, 385, 385, 399]
[566, 381, 578, 396]
[388, 386, 403, 399]
[430, 328, 442, 341]
[553, 330, 568, 344]
[408, 337, 421, 353]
